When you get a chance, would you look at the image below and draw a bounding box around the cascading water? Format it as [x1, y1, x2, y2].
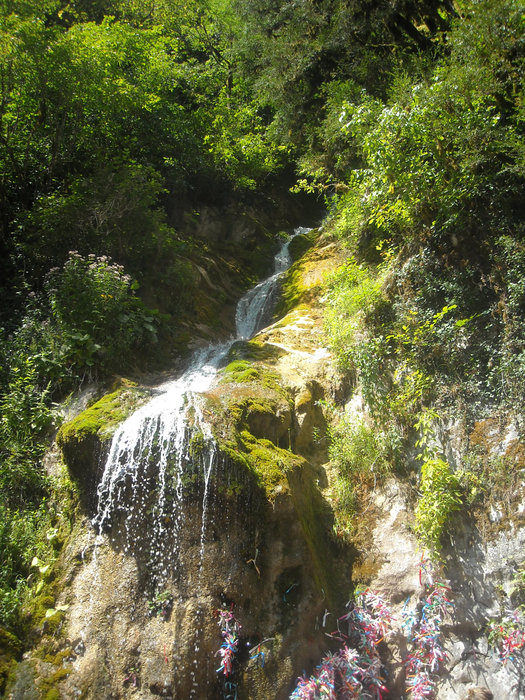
[235, 226, 310, 340]
[93, 343, 229, 585]
[92, 227, 310, 591]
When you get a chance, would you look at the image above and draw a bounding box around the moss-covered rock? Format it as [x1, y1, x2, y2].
[202, 350, 308, 501]
[58, 380, 148, 444]
[287, 464, 339, 604]
[276, 234, 344, 317]
[238, 430, 300, 497]
[224, 339, 288, 367]
[211, 354, 293, 452]
[37, 663, 71, 700]
[220, 355, 288, 393]
[3, 660, 38, 700]
[287, 227, 317, 262]
[57, 380, 149, 502]
[219, 359, 261, 384]
[0, 627, 22, 695]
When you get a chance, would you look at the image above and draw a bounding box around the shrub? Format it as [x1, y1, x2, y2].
[329, 413, 401, 536]
[46, 252, 158, 374]
[0, 504, 53, 631]
[0, 253, 155, 633]
[414, 457, 462, 554]
[325, 256, 389, 371]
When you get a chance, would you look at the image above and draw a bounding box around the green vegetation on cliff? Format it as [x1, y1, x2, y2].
[57, 383, 148, 446]
[212, 355, 298, 497]
[318, 0, 524, 555]
[0, 0, 524, 681]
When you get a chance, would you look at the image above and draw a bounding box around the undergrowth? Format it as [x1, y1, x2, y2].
[0, 253, 155, 648]
[320, 0, 525, 557]
[328, 412, 402, 539]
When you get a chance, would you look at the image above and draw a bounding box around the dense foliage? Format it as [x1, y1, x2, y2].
[0, 0, 523, 676]
[320, 0, 525, 552]
[0, 0, 289, 642]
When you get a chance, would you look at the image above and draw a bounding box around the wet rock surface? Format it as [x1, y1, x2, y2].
[19, 230, 348, 699]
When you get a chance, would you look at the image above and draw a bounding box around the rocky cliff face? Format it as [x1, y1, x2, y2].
[6, 230, 348, 700]
[7, 228, 525, 700]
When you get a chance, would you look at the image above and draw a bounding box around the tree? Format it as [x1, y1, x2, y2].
[231, 0, 456, 145]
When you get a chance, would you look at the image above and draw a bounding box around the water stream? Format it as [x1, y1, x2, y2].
[92, 227, 310, 587]
[235, 227, 307, 339]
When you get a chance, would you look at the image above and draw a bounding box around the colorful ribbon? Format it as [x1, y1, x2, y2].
[290, 588, 392, 699]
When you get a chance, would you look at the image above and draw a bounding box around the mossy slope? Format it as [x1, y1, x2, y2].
[57, 380, 149, 500]
[206, 356, 299, 499]
[199, 230, 348, 606]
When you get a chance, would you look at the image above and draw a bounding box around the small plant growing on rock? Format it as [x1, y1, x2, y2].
[147, 590, 173, 619]
[123, 666, 140, 688]
[487, 607, 525, 665]
[412, 409, 463, 555]
[413, 457, 462, 554]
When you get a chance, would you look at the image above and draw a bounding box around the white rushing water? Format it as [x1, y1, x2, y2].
[92, 226, 311, 586]
[235, 226, 310, 339]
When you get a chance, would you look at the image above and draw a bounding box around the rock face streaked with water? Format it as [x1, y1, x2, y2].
[44, 226, 345, 700]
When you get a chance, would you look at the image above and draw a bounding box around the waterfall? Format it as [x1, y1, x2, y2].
[235, 226, 310, 340]
[92, 226, 310, 587]
[92, 342, 228, 584]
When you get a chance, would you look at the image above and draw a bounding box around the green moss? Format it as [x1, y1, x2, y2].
[57, 381, 150, 492]
[287, 465, 339, 605]
[0, 627, 22, 659]
[215, 440, 254, 497]
[28, 594, 56, 626]
[295, 388, 313, 411]
[276, 260, 309, 316]
[4, 613, 71, 698]
[226, 339, 287, 365]
[28, 640, 74, 698]
[188, 430, 206, 457]
[227, 396, 274, 427]
[288, 229, 317, 261]
[57, 381, 148, 446]
[213, 426, 302, 500]
[1, 659, 17, 695]
[43, 612, 66, 636]
[49, 649, 72, 666]
[276, 235, 331, 317]
[208, 349, 300, 499]
[38, 664, 71, 699]
[259, 370, 288, 396]
[237, 430, 302, 497]
[0, 627, 22, 694]
[21, 593, 65, 639]
[23, 573, 67, 634]
[219, 357, 286, 396]
[44, 690, 61, 700]
[220, 360, 260, 384]
[3, 660, 37, 698]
